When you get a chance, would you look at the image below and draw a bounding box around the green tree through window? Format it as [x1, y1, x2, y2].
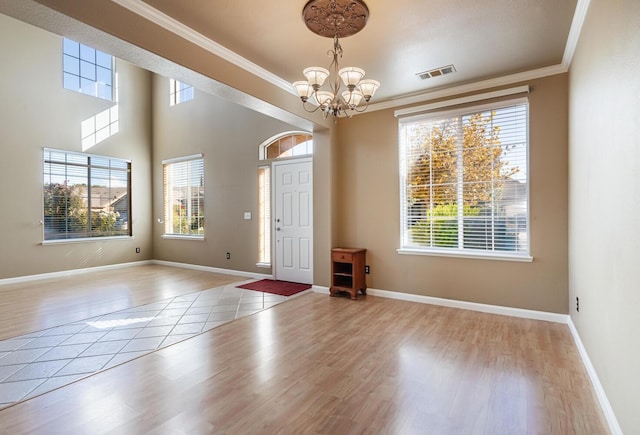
[399, 101, 529, 256]
[43, 149, 131, 241]
[162, 155, 204, 237]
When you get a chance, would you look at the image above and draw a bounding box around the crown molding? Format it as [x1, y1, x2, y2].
[112, 0, 591, 114]
[393, 86, 530, 118]
[367, 64, 566, 113]
[562, 0, 591, 67]
[111, 0, 296, 96]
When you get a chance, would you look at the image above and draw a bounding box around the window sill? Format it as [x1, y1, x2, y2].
[397, 248, 533, 262]
[42, 236, 132, 245]
[256, 262, 271, 268]
[161, 235, 205, 241]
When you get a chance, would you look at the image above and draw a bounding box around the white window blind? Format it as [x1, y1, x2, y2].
[43, 148, 131, 241]
[163, 155, 204, 237]
[399, 99, 529, 258]
[258, 165, 271, 265]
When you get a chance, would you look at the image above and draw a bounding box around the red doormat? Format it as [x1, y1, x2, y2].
[237, 279, 312, 296]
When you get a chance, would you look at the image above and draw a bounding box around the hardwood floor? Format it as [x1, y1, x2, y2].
[0, 264, 244, 341]
[0, 266, 608, 434]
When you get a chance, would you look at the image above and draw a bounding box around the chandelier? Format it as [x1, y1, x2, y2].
[292, 0, 380, 120]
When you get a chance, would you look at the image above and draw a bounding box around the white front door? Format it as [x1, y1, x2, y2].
[273, 159, 313, 284]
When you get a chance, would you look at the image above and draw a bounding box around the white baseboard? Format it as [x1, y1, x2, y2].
[0, 260, 154, 286]
[151, 259, 272, 280]
[567, 317, 623, 435]
[0, 260, 272, 287]
[313, 285, 568, 323]
[1, 261, 620, 433]
[312, 285, 330, 295]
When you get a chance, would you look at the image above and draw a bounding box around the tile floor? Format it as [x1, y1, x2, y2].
[0, 281, 303, 408]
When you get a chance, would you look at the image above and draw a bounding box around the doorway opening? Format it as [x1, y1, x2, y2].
[257, 132, 313, 284]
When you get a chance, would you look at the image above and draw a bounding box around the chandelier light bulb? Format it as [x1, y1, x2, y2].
[314, 90, 335, 108]
[293, 81, 314, 101]
[303, 67, 330, 88]
[358, 79, 380, 100]
[342, 90, 364, 107]
[338, 67, 365, 89]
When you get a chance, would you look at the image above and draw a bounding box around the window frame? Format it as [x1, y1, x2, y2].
[42, 148, 131, 244]
[169, 79, 194, 106]
[257, 165, 271, 267]
[259, 131, 313, 161]
[397, 97, 532, 262]
[162, 154, 205, 240]
[62, 38, 114, 101]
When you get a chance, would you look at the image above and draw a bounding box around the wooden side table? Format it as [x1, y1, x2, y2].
[330, 248, 366, 300]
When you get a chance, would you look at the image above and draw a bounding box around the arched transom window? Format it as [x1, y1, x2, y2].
[259, 132, 313, 160]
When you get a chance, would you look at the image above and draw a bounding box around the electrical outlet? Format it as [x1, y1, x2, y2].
[135, 247, 141, 254]
[576, 296, 579, 312]
[226, 252, 231, 260]
[365, 265, 370, 274]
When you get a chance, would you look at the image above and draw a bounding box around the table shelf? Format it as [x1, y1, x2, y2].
[330, 248, 366, 300]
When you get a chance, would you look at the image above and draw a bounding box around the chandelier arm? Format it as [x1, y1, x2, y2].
[351, 99, 370, 113]
[301, 99, 323, 114]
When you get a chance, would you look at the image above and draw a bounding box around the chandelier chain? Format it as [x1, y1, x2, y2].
[293, 0, 380, 120]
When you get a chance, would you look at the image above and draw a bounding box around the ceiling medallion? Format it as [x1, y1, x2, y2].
[293, 0, 379, 120]
[302, 0, 370, 38]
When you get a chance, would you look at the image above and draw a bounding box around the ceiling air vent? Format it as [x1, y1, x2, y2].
[416, 64, 456, 80]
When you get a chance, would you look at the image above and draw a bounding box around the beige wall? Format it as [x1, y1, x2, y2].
[569, 0, 640, 432]
[151, 74, 312, 274]
[0, 14, 153, 279]
[311, 126, 336, 287]
[0, 10, 570, 315]
[336, 74, 569, 313]
[2, 1, 638, 431]
[0, 12, 337, 286]
[11, 0, 329, 133]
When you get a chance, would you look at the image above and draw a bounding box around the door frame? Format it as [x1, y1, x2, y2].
[271, 157, 313, 283]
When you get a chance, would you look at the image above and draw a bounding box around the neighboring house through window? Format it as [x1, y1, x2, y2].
[162, 154, 204, 237]
[43, 148, 131, 241]
[257, 132, 313, 266]
[169, 79, 194, 106]
[63, 38, 113, 101]
[398, 99, 529, 259]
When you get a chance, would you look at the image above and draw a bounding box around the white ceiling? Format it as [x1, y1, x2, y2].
[132, 0, 579, 103]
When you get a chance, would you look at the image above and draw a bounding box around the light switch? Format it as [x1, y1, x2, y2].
[244, 212, 252, 220]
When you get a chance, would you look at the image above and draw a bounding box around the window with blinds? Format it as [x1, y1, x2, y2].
[258, 166, 271, 265]
[43, 149, 131, 241]
[162, 155, 204, 237]
[399, 99, 529, 258]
